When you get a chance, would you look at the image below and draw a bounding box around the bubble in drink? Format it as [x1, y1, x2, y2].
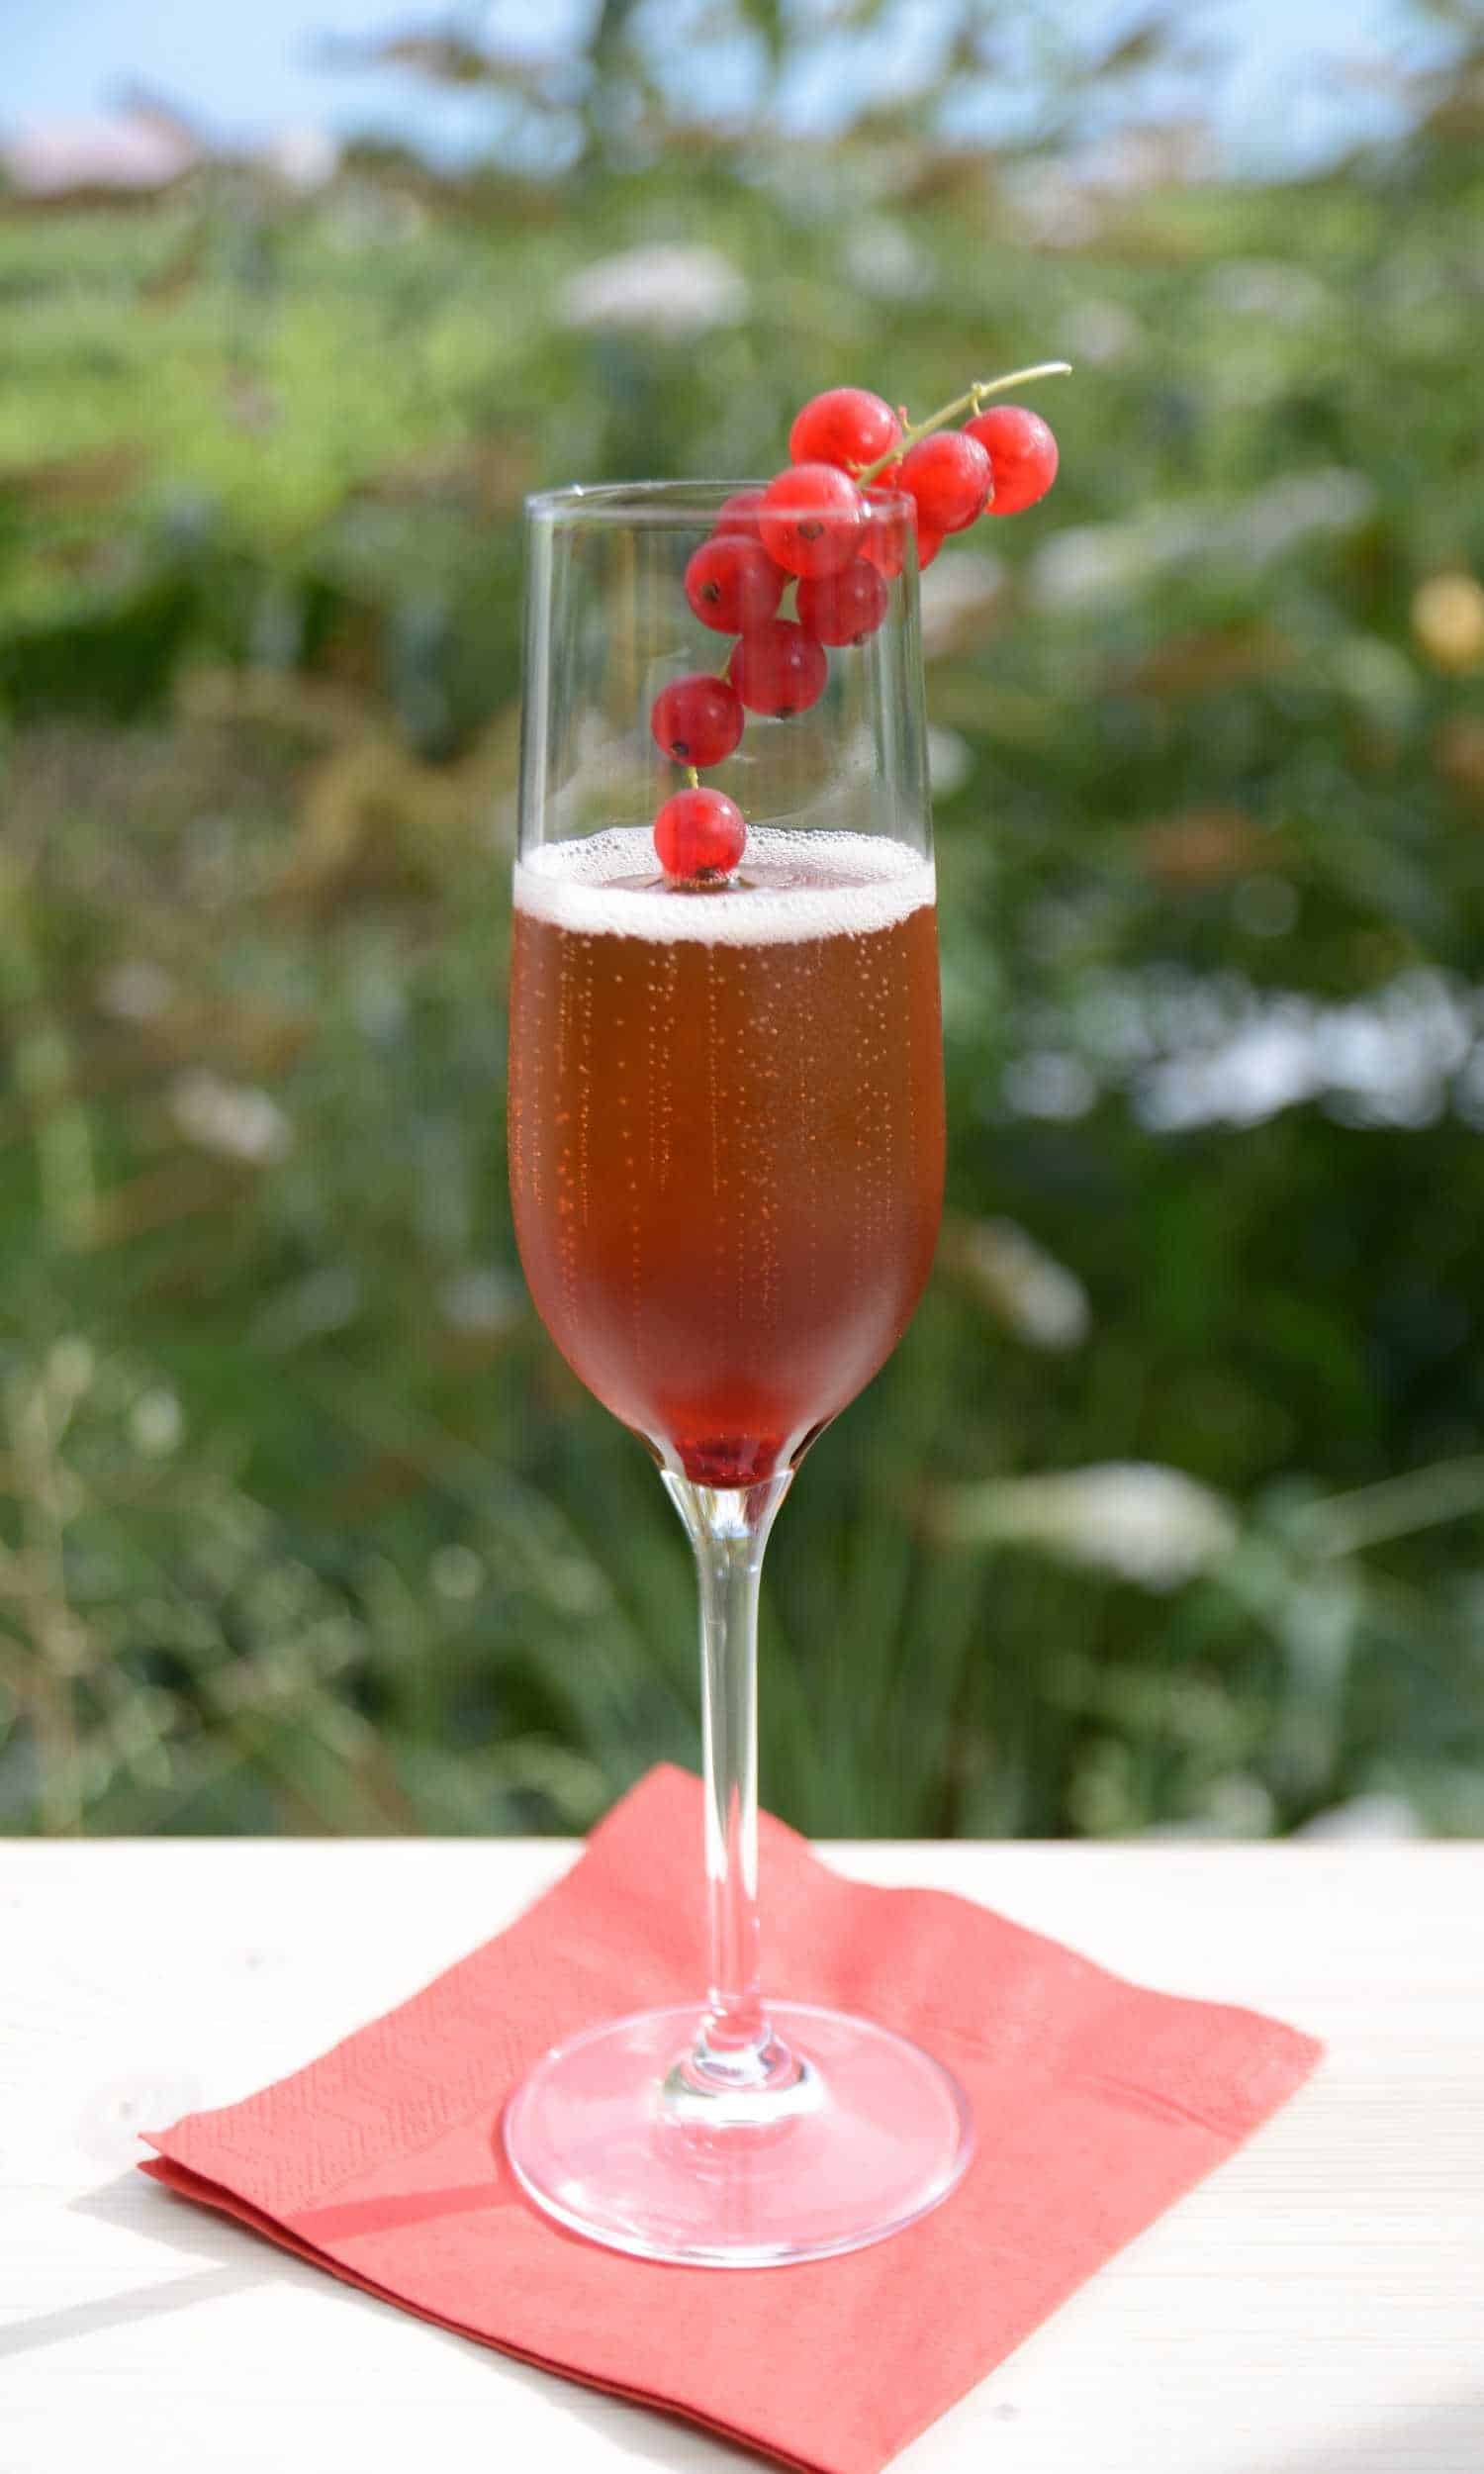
[509, 829, 944, 1487]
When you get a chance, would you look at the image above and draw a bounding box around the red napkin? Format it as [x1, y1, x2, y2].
[142, 1765, 1321, 2472]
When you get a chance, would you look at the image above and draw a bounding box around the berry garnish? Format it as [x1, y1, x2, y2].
[898, 430, 992, 535]
[730, 618, 829, 717]
[654, 786, 747, 880]
[796, 558, 888, 646]
[788, 386, 901, 476]
[685, 535, 786, 635]
[758, 463, 866, 579]
[712, 487, 767, 543]
[637, 364, 1068, 828]
[963, 405, 1060, 515]
[650, 673, 744, 768]
[860, 490, 909, 579]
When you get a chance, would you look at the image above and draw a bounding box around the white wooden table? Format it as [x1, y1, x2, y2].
[4, 1840, 1481, 2473]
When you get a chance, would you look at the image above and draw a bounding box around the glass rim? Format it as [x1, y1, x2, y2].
[525, 477, 915, 528]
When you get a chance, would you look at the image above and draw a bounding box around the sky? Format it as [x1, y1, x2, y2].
[3, 0, 1446, 174]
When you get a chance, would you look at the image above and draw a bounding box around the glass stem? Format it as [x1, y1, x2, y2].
[663, 1469, 795, 2090]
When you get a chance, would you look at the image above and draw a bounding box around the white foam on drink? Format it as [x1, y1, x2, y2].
[513, 826, 934, 945]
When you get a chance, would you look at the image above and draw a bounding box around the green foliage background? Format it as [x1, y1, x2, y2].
[3, 11, 1484, 1839]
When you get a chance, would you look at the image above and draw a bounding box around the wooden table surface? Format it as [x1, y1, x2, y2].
[4, 1838, 1481, 2473]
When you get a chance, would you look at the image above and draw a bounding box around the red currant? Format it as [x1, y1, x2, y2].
[650, 673, 744, 768]
[730, 618, 829, 717]
[788, 386, 901, 475]
[795, 558, 888, 647]
[860, 489, 909, 579]
[964, 405, 1060, 514]
[758, 463, 865, 579]
[654, 786, 746, 879]
[684, 535, 785, 634]
[899, 429, 992, 534]
[916, 523, 945, 570]
[713, 487, 767, 543]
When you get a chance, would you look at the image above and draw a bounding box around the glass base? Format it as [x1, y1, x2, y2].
[503, 2001, 972, 2267]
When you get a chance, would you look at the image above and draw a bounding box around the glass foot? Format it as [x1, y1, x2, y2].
[503, 2001, 972, 2267]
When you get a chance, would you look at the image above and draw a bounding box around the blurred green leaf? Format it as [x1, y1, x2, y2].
[3, 6, 1484, 1840]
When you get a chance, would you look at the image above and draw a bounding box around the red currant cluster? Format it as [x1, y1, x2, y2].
[650, 362, 1068, 880]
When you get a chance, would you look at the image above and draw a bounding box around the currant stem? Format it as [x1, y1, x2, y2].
[686, 765, 700, 790]
[857, 360, 1072, 485]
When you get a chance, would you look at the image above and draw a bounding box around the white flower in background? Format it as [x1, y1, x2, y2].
[1060, 299, 1143, 369]
[1330, 634, 1420, 727]
[841, 218, 930, 302]
[1297, 1793, 1423, 1842]
[1032, 472, 1372, 615]
[1237, 467, 1374, 563]
[440, 1266, 523, 1337]
[325, 185, 427, 246]
[1141, 1775, 1275, 1840]
[262, 127, 340, 193]
[96, 960, 174, 1023]
[1000, 163, 1102, 249]
[946, 1463, 1239, 1589]
[4, 113, 198, 198]
[1001, 1050, 1099, 1121]
[926, 727, 971, 799]
[949, 1216, 1091, 1351]
[1204, 259, 1329, 326]
[130, 1388, 184, 1457]
[349, 961, 408, 1042]
[1135, 968, 1473, 1133]
[1138, 1007, 1321, 1131]
[1029, 510, 1204, 611]
[919, 548, 1006, 654]
[429, 1544, 485, 1602]
[558, 245, 749, 338]
[1080, 125, 1212, 196]
[170, 1071, 292, 1165]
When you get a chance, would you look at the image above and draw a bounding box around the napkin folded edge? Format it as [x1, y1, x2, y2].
[138, 2149, 823, 2474]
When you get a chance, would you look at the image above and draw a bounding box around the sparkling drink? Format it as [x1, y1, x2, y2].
[509, 827, 943, 1486]
[502, 478, 972, 2268]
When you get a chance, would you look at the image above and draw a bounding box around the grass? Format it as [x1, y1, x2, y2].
[2, 89, 1483, 1838]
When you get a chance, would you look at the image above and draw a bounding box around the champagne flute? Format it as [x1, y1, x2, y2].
[503, 479, 970, 2265]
